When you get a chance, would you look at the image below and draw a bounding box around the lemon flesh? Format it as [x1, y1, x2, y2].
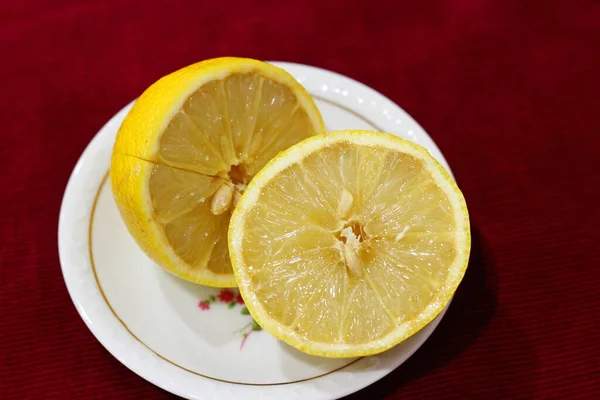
[111, 58, 324, 287]
[229, 130, 470, 357]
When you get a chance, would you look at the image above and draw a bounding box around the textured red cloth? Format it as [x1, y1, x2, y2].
[1, 0, 599, 398]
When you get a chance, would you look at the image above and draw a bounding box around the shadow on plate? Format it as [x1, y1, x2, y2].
[277, 339, 359, 379]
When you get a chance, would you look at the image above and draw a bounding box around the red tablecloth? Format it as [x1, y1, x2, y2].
[2, 1, 599, 398]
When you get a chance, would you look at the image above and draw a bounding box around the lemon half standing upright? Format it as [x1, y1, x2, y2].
[111, 57, 325, 287]
[229, 130, 470, 357]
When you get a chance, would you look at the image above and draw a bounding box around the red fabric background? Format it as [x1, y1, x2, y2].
[1, 0, 599, 398]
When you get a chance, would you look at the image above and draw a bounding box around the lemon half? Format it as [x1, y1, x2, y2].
[229, 130, 470, 357]
[111, 57, 325, 287]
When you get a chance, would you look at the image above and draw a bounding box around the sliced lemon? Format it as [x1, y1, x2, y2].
[229, 130, 470, 357]
[110, 57, 325, 287]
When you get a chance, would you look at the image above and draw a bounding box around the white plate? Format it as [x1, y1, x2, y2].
[58, 62, 454, 400]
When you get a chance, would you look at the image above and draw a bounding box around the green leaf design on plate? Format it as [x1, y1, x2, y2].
[251, 320, 261, 331]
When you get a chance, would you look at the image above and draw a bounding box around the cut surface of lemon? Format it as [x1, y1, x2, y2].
[110, 57, 325, 287]
[229, 130, 470, 357]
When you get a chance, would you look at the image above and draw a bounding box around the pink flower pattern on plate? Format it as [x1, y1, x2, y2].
[198, 289, 260, 350]
[198, 300, 210, 310]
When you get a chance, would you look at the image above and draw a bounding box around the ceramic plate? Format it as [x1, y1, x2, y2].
[58, 62, 455, 400]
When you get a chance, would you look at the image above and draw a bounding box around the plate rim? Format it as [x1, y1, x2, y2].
[58, 61, 454, 400]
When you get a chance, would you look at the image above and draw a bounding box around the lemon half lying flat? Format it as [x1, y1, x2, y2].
[229, 130, 470, 357]
[111, 57, 325, 287]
